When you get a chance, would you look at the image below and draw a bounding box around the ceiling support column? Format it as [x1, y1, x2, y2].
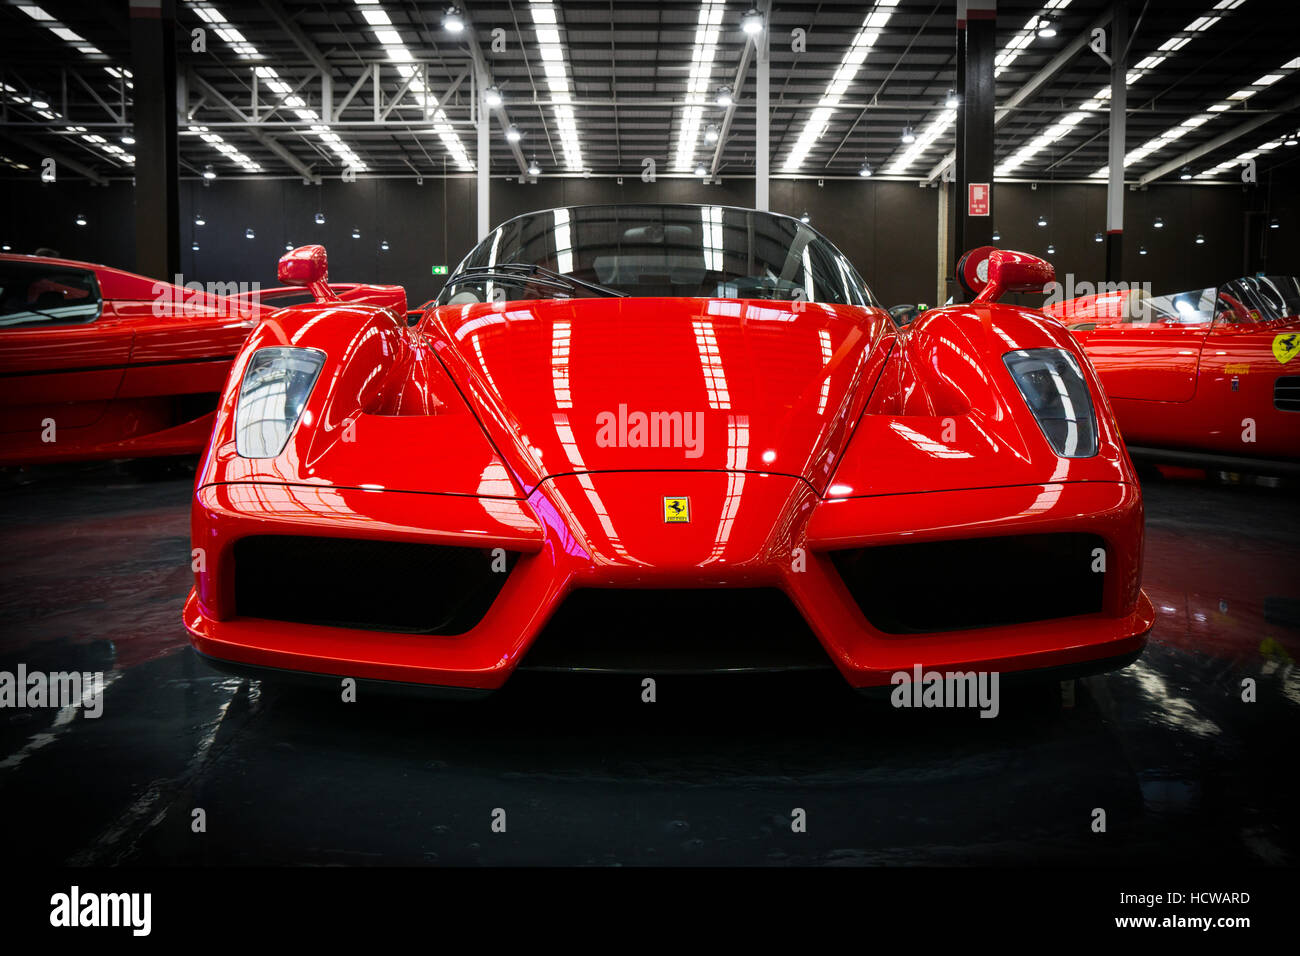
[477, 74, 490, 241]
[754, 2, 770, 212]
[129, 0, 180, 279]
[956, 0, 996, 263]
[1105, 0, 1127, 282]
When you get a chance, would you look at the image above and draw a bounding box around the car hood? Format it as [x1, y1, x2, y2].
[426, 296, 892, 494]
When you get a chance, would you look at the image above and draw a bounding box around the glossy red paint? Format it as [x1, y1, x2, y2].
[1043, 287, 1300, 461]
[185, 236, 1153, 692]
[0, 253, 400, 466]
[971, 249, 1055, 305]
[0, 253, 264, 465]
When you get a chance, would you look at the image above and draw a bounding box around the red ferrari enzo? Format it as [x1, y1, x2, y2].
[184, 205, 1153, 693]
[0, 253, 406, 466]
[1041, 275, 1300, 469]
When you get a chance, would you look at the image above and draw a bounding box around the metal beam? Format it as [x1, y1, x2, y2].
[928, 7, 1114, 183]
[0, 132, 108, 184]
[190, 72, 321, 183]
[708, 30, 755, 177]
[458, 3, 527, 176]
[260, 0, 333, 76]
[1137, 92, 1300, 186]
[478, 76, 490, 239]
[755, 0, 771, 210]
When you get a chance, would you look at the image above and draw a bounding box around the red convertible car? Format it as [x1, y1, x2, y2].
[1041, 275, 1300, 468]
[184, 206, 1153, 694]
[0, 253, 407, 466]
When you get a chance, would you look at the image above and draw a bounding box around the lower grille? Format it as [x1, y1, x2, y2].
[831, 532, 1106, 634]
[233, 535, 515, 634]
[520, 588, 833, 673]
[1275, 376, 1300, 412]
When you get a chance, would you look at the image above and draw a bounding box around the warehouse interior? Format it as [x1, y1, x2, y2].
[0, 0, 1297, 878]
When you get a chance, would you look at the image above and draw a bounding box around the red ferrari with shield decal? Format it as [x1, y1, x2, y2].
[1041, 274, 1300, 468]
[0, 252, 407, 466]
[184, 205, 1153, 693]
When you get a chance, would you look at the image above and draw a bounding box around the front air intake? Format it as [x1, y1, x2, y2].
[520, 588, 833, 673]
[831, 532, 1106, 634]
[234, 535, 515, 634]
[1275, 376, 1300, 412]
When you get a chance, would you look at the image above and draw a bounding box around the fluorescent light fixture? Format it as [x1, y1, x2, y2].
[346, 0, 469, 170]
[673, 1, 726, 173]
[528, 1, 584, 171]
[782, 0, 901, 173]
[484, 86, 503, 108]
[1093, 50, 1300, 179]
[443, 6, 465, 33]
[741, 8, 763, 35]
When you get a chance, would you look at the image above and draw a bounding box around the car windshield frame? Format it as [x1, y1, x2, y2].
[436, 204, 878, 308]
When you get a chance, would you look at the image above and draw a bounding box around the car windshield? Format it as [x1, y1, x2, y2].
[436, 204, 877, 307]
[1215, 275, 1300, 324]
[1119, 276, 1300, 328]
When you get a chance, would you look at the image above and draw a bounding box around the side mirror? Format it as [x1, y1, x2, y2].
[969, 249, 1054, 305]
[277, 244, 336, 301]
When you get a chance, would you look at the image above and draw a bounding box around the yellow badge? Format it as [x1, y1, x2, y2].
[1273, 333, 1299, 365]
[663, 496, 690, 523]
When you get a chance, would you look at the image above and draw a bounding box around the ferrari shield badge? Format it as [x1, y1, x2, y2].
[1272, 333, 1299, 365]
[663, 497, 690, 523]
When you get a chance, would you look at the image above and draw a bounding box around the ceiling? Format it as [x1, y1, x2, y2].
[1, 0, 1296, 186]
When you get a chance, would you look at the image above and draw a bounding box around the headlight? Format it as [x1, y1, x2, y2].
[1003, 348, 1098, 458]
[235, 346, 325, 458]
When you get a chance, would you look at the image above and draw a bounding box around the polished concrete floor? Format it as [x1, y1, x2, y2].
[0, 460, 1296, 866]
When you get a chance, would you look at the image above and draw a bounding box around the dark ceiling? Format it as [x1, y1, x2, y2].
[1, 0, 1297, 186]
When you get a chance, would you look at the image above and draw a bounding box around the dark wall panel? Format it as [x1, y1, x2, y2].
[3, 174, 1293, 312]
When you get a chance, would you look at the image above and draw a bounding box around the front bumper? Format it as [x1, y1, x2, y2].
[185, 475, 1154, 691]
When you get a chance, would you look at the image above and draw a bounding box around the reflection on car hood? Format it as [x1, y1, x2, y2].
[427, 296, 891, 494]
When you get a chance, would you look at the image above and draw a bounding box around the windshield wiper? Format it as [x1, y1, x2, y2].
[457, 262, 628, 298]
[443, 271, 578, 298]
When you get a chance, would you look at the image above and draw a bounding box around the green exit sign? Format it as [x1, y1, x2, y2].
[431, 265, 448, 275]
